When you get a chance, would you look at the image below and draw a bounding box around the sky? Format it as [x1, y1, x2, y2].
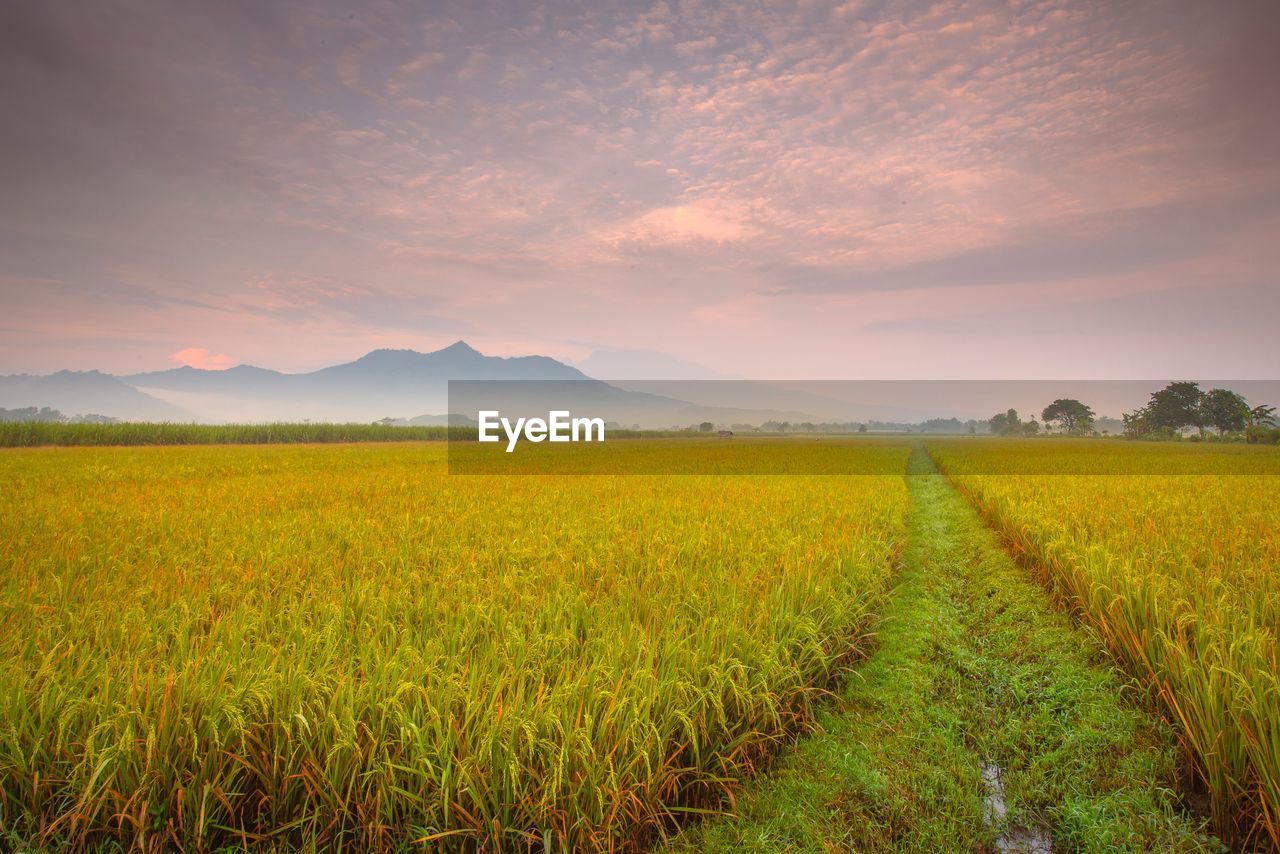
[2, 0, 1278, 379]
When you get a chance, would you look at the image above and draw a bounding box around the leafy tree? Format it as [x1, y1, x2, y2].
[1246, 424, 1280, 444]
[1022, 420, 1040, 436]
[1123, 408, 1177, 439]
[988, 408, 1021, 436]
[1122, 410, 1150, 438]
[1041, 398, 1095, 434]
[0, 406, 66, 423]
[919, 417, 965, 434]
[1199, 388, 1247, 435]
[698, 421, 714, 432]
[0, 408, 116, 426]
[1139, 381, 1205, 433]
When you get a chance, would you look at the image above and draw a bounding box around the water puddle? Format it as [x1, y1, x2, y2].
[981, 762, 1053, 853]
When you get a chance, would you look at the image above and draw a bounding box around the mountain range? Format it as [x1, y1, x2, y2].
[0, 342, 821, 426]
[11, 343, 1270, 427]
[0, 370, 189, 421]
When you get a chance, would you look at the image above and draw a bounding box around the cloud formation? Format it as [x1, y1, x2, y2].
[0, 0, 1277, 377]
[169, 348, 238, 371]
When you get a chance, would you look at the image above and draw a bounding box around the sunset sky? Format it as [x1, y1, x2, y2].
[2, 0, 1278, 379]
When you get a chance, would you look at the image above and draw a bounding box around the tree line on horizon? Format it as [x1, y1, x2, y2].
[986, 382, 1278, 443]
[5, 384, 1278, 444]
[0, 406, 118, 424]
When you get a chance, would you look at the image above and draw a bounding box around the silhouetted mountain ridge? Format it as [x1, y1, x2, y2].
[112, 340, 611, 421]
[4, 342, 825, 425]
[124, 341, 589, 390]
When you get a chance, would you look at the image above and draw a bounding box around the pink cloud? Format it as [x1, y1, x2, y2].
[586, 200, 762, 254]
[5, 1, 1278, 380]
[169, 347, 238, 370]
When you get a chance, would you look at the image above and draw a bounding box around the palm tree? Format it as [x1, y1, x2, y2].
[1245, 403, 1277, 428]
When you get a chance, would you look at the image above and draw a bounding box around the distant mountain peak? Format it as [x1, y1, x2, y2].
[348, 347, 426, 364]
[438, 340, 480, 355]
[19, 341, 597, 422]
[350, 341, 485, 366]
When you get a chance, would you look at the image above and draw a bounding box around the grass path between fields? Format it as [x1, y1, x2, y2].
[667, 444, 1221, 852]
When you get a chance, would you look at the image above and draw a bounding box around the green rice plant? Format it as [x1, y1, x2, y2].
[928, 438, 1280, 849]
[0, 441, 909, 850]
[0, 421, 473, 446]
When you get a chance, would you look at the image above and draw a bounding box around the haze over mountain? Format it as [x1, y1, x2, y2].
[5, 341, 1277, 427]
[124, 341, 598, 422]
[0, 340, 815, 425]
[0, 371, 189, 421]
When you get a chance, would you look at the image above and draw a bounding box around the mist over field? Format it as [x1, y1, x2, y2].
[4, 339, 1277, 428]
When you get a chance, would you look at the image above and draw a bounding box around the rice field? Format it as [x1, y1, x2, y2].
[4, 436, 1277, 850]
[0, 441, 910, 850]
[928, 439, 1280, 849]
[0, 421, 460, 447]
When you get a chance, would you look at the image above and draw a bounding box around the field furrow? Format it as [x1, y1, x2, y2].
[929, 439, 1280, 849]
